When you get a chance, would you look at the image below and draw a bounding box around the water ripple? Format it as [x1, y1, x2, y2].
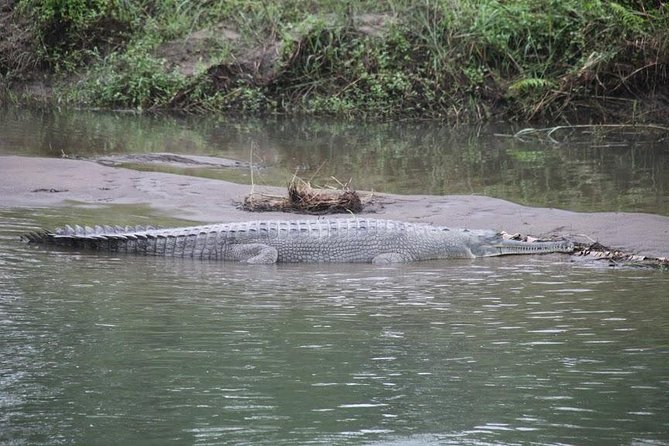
[1, 211, 668, 445]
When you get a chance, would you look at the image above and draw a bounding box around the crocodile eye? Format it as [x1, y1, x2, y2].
[441, 228, 450, 232]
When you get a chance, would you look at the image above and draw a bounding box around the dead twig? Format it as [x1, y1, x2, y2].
[513, 123, 669, 144]
[242, 175, 365, 215]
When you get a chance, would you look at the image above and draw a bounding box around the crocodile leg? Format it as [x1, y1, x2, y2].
[229, 243, 279, 264]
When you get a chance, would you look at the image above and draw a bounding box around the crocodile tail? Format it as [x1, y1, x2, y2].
[21, 230, 54, 244]
[22, 225, 158, 250]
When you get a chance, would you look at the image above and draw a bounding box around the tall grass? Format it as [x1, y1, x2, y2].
[7, 0, 668, 120]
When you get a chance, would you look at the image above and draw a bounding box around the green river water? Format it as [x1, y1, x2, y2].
[1, 107, 667, 215]
[1, 210, 668, 445]
[0, 108, 668, 445]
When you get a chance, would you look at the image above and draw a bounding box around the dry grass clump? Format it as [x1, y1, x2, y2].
[242, 176, 364, 215]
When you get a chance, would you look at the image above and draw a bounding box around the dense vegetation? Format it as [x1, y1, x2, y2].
[1, 0, 667, 121]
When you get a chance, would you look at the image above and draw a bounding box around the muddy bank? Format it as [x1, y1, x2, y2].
[1, 155, 668, 259]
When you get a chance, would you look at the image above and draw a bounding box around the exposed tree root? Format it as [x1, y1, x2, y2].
[570, 242, 669, 269]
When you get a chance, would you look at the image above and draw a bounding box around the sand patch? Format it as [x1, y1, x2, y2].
[1, 155, 667, 260]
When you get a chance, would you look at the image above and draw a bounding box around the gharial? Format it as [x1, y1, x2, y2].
[22, 218, 574, 264]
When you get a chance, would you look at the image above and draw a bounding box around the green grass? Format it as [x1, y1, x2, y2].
[70, 43, 187, 110]
[6, 0, 668, 121]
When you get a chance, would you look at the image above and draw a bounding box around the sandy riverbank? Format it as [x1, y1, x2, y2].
[1, 155, 668, 258]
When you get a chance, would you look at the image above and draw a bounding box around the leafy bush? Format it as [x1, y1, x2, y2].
[7, 0, 668, 120]
[73, 45, 185, 110]
[17, 0, 133, 69]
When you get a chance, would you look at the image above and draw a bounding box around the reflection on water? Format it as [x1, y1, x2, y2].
[1, 210, 668, 445]
[1, 107, 667, 215]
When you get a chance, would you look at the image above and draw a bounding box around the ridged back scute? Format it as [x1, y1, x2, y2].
[53, 224, 158, 237]
[209, 218, 444, 239]
[25, 218, 448, 243]
[23, 218, 451, 259]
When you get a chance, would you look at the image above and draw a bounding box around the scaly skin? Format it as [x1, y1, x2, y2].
[23, 218, 574, 264]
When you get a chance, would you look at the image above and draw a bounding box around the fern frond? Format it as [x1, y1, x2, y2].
[609, 2, 646, 34]
[509, 77, 556, 94]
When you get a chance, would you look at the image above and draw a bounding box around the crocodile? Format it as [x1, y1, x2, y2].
[23, 218, 573, 264]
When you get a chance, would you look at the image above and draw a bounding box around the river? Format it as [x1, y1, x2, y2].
[1, 211, 668, 445]
[0, 107, 667, 215]
[0, 108, 668, 445]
